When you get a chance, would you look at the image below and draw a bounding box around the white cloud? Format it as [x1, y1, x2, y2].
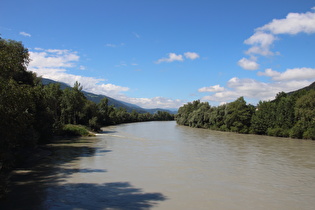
[30, 66, 130, 97]
[198, 85, 225, 92]
[28, 48, 182, 109]
[119, 96, 184, 109]
[29, 49, 79, 68]
[156, 52, 200, 63]
[258, 67, 315, 81]
[28, 48, 129, 97]
[184, 52, 200, 60]
[239, 7, 315, 69]
[156, 53, 184, 63]
[244, 32, 276, 56]
[200, 77, 311, 104]
[19, 31, 31, 37]
[237, 57, 259, 70]
[257, 68, 280, 77]
[244, 31, 276, 48]
[258, 11, 315, 35]
[204, 67, 315, 104]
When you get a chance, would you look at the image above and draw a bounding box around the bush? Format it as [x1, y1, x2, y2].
[303, 128, 315, 140]
[61, 124, 91, 137]
[290, 122, 304, 139]
[267, 127, 289, 137]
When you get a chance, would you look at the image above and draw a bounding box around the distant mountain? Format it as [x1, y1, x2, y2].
[41, 78, 177, 114]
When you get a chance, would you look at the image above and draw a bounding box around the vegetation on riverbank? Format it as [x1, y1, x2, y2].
[0, 37, 174, 198]
[176, 87, 315, 140]
[61, 124, 94, 137]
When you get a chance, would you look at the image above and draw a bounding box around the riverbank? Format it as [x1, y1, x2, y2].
[0, 125, 97, 199]
[176, 94, 315, 140]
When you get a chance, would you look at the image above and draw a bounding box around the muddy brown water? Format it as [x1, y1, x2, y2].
[1, 121, 315, 209]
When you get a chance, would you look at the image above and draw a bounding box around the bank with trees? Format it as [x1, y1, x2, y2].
[0, 37, 174, 197]
[176, 89, 315, 140]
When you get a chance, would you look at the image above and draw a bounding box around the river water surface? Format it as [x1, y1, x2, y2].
[1, 121, 315, 209]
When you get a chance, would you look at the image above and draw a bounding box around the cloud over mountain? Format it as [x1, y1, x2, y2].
[28, 48, 183, 109]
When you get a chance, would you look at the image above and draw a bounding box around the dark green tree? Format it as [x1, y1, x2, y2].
[60, 82, 86, 125]
[43, 83, 63, 132]
[292, 90, 315, 139]
[224, 97, 254, 133]
[251, 101, 275, 135]
[98, 98, 111, 125]
[0, 37, 35, 85]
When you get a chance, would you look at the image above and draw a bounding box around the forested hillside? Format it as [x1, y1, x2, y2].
[176, 87, 315, 140]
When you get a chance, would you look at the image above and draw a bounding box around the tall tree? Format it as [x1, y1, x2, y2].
[0, 37, 35, 85]
[60, 82, 86, 125]
[98, 98, 110, 125]
[224, 97, 254, 133]
[43, 83, 63, 132]
[293, 90, 315, 139]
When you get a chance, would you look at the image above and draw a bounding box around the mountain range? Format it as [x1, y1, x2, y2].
[41, 78, 178, 114]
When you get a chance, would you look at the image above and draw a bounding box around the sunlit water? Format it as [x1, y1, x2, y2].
[1, 121, 315, 209]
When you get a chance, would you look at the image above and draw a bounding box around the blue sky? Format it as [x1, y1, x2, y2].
[1, 0, 315, 109]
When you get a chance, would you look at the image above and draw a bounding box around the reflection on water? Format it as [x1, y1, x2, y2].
[1, 121, 315, 209]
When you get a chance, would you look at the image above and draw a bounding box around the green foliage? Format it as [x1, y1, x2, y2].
[176, 98, 254, 134]
[154, 110, 174, 121]
[43, 83, 64, 133]
[98, 98, 110, 125]
[292, 90, 315, 139]
[290, 121, 304, 139]
[267, 127, 290, 137]
[274, 93, 295, 129]
[224, 97, 254, 133]
[176, 89, 315, 140]
[60, 82, 86, 125]
[302, 128, 315, 140]
[88, 117, 101, 132]
[0, 38, 35, 85]
[0, 38, 39, 197]
[251, 101, 275, 134]
[61, 124, 91, 137]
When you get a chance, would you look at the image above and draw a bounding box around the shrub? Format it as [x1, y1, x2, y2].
[290, 122, 304, 139]
[61, 124, 91, 137]
[267, 127, 289, 137]
[303, 128, 315, 140]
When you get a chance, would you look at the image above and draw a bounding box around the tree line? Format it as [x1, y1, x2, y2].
[0, 37, 173, 196]
[176, 90, 315, 140]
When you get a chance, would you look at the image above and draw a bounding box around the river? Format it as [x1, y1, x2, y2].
[1, 121, 315, 209]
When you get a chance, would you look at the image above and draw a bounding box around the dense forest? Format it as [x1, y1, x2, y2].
[0, 37, 173, 197]
[176, 89, 315, 140]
